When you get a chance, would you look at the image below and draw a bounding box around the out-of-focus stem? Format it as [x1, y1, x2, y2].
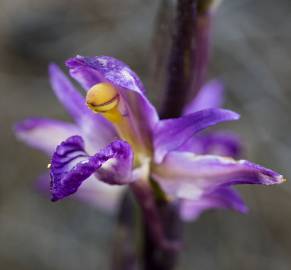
[130, 181, 182, 270]
[112, 1, 221, 269]
[111, 192, 139, 270]
[190, 0, 218, 97]
[161, 0, 197, 118]
[143, 201, 182, 270]
[130, 181, 168, 250]
[160, 0, 220, 118]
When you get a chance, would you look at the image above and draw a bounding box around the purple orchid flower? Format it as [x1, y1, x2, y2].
[14, 64, 125, 213]
[15, 55, 285, 222]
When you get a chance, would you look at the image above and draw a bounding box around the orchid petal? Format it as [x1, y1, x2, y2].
[152, 152, 284, 200]
[50, 135, 134, 201]
[66, 56, 159, 148]
[66, 55, 146, 94]
[180, 187, 248, 221]
[183, 80, 224, 114]
[154, 108, 240, 163]
[76, 177, 125, 213]
[14, 118, 79, 155]
[49, 64, 117, 151]
[178, 131, 242, 158]
[49, 63, 90, 123]
[36, 173, 124, 213]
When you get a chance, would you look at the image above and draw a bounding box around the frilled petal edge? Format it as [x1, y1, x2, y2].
[152, 152, 285, 200]
[36, 173, 125, 213]
[154, 108, 240, 163]
[50, 135, 134, 201]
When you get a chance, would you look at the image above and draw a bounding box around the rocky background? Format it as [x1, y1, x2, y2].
[0, 0, 291, 269]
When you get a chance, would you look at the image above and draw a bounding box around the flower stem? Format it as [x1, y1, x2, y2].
[112, 1, 219, 269]
[130, 181, 182, 270]
[161, 0, 197, 118]
[190, 0, 216, 97]
[160, 0, 218, 118]
[130, 181, 166, 250]
[111, 191, 139, 270]
[142, 201, 183, 270]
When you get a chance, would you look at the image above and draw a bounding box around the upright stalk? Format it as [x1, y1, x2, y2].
[113, 1, 219, 270]
[142, 200, 182, 270]
[131, 181, 182, 270]
[111, 192, 139, 270]
[161, 0, 197, 118]
[190, 0, 217, 97]
[160, 0, 219, 118]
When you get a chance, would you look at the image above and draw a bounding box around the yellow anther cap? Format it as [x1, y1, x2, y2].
[86, 83, 119, 113]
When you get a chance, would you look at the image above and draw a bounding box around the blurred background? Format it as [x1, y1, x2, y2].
[1, 0, 291, 269]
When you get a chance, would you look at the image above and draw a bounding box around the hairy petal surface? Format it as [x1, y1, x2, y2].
[180, 187, 248, 221]
[152, 151, 284, 200]
[154, 108, 240, 163]
[66, 56, 159, 148]
[183, 80, 224, 114]
[178, 131, 242, 158]
[50, 135, 134, 201]
[14, 118, 79, 155]
[49, 64, 117, 151]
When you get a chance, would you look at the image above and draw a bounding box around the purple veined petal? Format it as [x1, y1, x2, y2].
[42, 175, 125, 212]
[180, 187, 248, 222]
[153, 108, 240, 163]
[66, 55, 159, 149]
[183, 80, 224, 115]
[14, 118, 79, 155]
[66, 55, 146, 93]
[152, 151, 285, 200]
[36, 173, 124, 213]
[178, 131, 242, 159]
[49, 64, 117, 152]
[50, 135, 134, 201]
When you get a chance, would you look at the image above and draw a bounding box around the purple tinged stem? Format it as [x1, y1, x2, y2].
[130, 181, 182, 270]
[190, 1, 214, 97]
[161, 0, 197, 118]
[130, 181, 165, 249]
[161, 0, 217, 118]
[146, 1, 199, 268]
[130, 181, 181, 251]
[143, 201, 183, 270]
[113, 1, 219, 269]
[111, 192, 139, 270]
